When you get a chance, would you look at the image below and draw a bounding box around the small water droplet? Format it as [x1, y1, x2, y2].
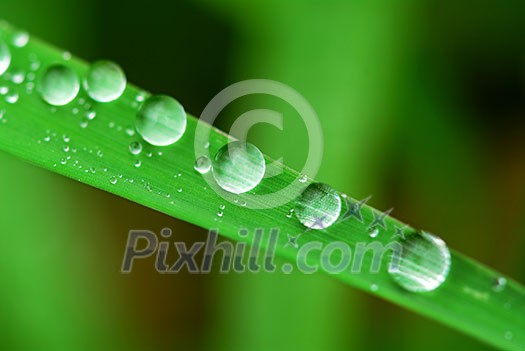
[219, 204, 225, 210]
[212, 141, 266, 194]
[217, 211, 223, 217]
[5, 90, 18, 104]
[134, 159, 142, 168]
[177, 188, 183, 193]
[0, 41, 11, 76]
[369, 227, 379, 238]
[493, 277, 507, 292]
[129, 141, 143, 155]
[11, 69, 24, 84]
[72, 107, 79, 115]
[80, 121, 88, 129]
[194, 155, 211, 174]
[125, 127, 135, 136]
[29, 60, 40, 71]
[63, 145, 70, 152]
[294, 183, 342, 229]
[135, 92, 145, 102]
[109, 176, 118, 185]
[370, 284, 379, 292]
[85, 111, 96, 120]
[38, 64, 80, 106]
[504, 331, 513, 341]
[0, 86, 8, 95]
[62, 51, 72, 61]
[388, 231, 451, 293]
[135, 95, 187, 146]
[83, 60, 126, 102]
[12, 31, 29, 47]
[89, 167, 96, 174]
[298, 174, 308, 183]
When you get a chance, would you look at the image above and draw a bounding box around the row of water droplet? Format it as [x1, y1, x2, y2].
[0, 29, 514, 326]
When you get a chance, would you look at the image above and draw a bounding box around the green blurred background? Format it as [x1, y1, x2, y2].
[1, 1, 524, 350]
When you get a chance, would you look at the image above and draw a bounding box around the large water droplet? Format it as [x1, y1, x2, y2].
[294, 183, 342, 230]
[83, 60, 126, 102]
[388, 231, 451, 292]
[194, 155, 211, 174]
[38, 65, 80, 106]
[135, 95, 187, 146]
[0, 41, 11, 76]
[212, 141, 265, 194]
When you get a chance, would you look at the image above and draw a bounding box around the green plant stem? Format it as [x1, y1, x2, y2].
[0, 22, 524, 351]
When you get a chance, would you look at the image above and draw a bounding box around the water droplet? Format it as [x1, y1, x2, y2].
[135, 92, 145, 102]
[369, 227, 379, 238]
[89, 167, 96, 174]
[212, 141, 265, 194]
[217, 211, 223, 217]
[11, 69, 24, 84]
[219, 204, 225, 210]
[194, 155, 211, 174]
[129, 141, 143, 155]
[38, 65, 80, 106]
[0, 41, 11, 76]
[62, 51, 72, 61]
[63, 145, 70, 152]
[493, 277, 507, 292]
[0, 86, 8, 95]
[109, 176, 118, 185]
[504, 331, 513, 340]
[370, 284, 379, 292]
[80, 121, 88, 129]
[125, 127, 135, 136]
[177, 188, 183, 193]
[286, 209, 294, 218]
[72, 107, 79, 115]
[86, 111, 96, 120]
[12, 31, 29, 47]
[134, 159, 142, 168]
[298, 174, 308, 183]
[5, 91, 18, 104]
[83, 60, 126, 102]
[294, 183, 342, 229]
[29, 60, 40, 71]
[388, 231, 451, 293]
[135, 95, 187, 146]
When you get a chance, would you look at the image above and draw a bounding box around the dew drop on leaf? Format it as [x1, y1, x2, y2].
[129, 141, 142, 155]
[38, 64, 80, 106]
[212, 141, 265, 194]
[0, 41, 11, 76]
[194, 155, 211, 174]
[136, 95, 187, 146]
[83, 60, 126, 102]
[388, 231, 451, 293]
[294, 183, 341, 230]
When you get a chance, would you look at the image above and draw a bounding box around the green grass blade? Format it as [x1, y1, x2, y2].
[0, 22, 524, 351]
